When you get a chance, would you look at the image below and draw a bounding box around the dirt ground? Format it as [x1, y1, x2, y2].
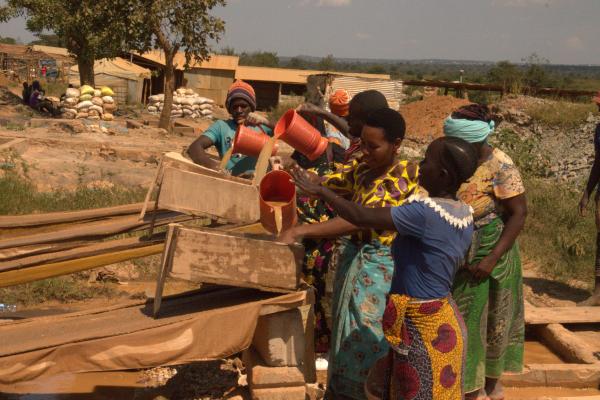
[399, 95, 472, 143]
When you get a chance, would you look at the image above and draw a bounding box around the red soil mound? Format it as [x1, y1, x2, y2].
[399, 95, 471, 143]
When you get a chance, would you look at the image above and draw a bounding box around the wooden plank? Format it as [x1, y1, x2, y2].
[0, 211, 189, 251]
[538, 324, 600, 364]
[526, 305, 600, 325]
[0, 202, 155, 228]
[0, 234, 165, 272]
[169, 225, 302, 291]
[0, 244, 164, 288]
[158, 166, 260, 223]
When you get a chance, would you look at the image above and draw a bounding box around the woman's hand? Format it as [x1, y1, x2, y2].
[291, 166, 323, 197]
[278, 227, 302, 245]
[468, 255, 498, 280]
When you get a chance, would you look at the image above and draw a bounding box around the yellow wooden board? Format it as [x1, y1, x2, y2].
[0, 244, 164, 288]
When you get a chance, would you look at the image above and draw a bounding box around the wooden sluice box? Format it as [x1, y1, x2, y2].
[153, 224, 304, 316]
[141, 152, 261, 224]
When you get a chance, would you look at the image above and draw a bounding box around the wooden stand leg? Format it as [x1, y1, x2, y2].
[153, 224, 178, 317]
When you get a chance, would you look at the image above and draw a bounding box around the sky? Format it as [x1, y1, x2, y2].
[1, 0, 599, 65]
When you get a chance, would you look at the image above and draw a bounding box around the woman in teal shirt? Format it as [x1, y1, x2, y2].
[188, 80, 273, 177]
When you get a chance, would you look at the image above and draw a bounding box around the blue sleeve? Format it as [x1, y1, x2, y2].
[390, 202, 426, 238]
[260, 124, 273, 137]
[202, 120, 224, 147]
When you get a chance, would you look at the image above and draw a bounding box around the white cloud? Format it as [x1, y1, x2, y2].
[564, 35, 585, 50]
[355, 32, 371, 40]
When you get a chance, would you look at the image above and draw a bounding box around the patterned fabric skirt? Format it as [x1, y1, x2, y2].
[326, 238, 394, 400]
[452, 217, 525, 393]
[376, 295, 466, 400]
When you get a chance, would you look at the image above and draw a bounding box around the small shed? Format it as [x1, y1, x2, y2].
[69, 57, 151, 104]
[307, 73, 404, 110]
[183, 55, 238, 106]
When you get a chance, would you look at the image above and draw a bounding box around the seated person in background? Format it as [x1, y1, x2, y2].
[28, 80, 44, 109]
[21, 82, 31, 105]
[187, 80, 273, 178]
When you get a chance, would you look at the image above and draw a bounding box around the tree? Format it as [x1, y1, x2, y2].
[219, 46, 236, 56]
[522, 53, 550, 88]
[239, 51, 279, 67]
[28, 33, 64, 47]
[0, 36, 17, 44]
[128, 0, 226, 130]
[0, 1, 133, 86]
[317, 54, 336, 71]
[487, 60, 524, 93]
[288, 56, 306, 69]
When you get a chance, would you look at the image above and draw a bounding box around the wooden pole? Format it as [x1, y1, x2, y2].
[0, 244, 164, 288]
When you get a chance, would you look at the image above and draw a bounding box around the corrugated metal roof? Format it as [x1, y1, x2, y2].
[132, 51, 239, 71]
[69, 57, 151, 80]
[328, 76, 404, 108]
[235, 66, 390, 84]
[235, 66, 315, 84]
[31, 45, 70, 57]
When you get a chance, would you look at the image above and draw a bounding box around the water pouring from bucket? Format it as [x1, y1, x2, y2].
[274, 110, 328, 161]
[259, 169, 297, 235]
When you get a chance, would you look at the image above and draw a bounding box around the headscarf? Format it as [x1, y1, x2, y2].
[225, 80, 256, 111]
[443, 103, 495, 143]
[444, 117, 495, 143]
[329, 89, 350, 117]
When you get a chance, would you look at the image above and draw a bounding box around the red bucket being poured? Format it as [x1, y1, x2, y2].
[274, 110, 328, 161]
[231, 125, 278, 157]
[259, 169, 297, 235]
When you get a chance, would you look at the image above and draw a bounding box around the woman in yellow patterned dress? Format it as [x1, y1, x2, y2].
[281, 108, 418, 399]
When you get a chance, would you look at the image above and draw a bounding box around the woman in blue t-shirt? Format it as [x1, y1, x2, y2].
[188, 80, 273, 177]
[292, 137, 479, 400]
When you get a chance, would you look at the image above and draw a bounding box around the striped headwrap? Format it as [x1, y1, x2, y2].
[329, 89, 350, 117]
[226, 80, 256, 111]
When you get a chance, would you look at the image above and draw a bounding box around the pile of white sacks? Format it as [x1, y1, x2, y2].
[60, 85, 117, 121]
[147, 87, 214, 119]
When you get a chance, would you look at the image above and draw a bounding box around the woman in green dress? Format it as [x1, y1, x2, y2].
[445, 104, 528, 400]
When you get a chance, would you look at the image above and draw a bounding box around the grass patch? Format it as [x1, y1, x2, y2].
[0, 275, 120, 306]
[526, 100, 596, 129]
[520, 178, 595, 284]
[491, 128, 593, 284]
[0, 172, 146, 215]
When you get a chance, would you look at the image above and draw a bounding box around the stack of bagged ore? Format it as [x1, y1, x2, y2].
[147, 87, 214, 119]
[60, 85, 117, 121]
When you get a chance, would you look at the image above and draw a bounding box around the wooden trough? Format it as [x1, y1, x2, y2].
[153, 223, 303, 316]
[503, 301, 600, 389]
[141, 152, 262, 225]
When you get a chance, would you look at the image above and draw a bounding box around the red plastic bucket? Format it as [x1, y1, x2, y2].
[232, 125, 278, 157]
[274, 110, 328, 161]
[259, 170, 297, 234]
